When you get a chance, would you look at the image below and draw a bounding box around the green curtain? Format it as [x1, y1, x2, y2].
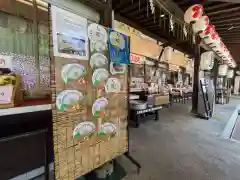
[0, 11, 49, 57]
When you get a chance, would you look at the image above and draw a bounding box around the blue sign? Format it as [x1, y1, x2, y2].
[108, 29, 130, 65]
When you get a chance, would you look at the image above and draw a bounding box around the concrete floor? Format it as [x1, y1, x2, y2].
[9, 99, 240, 180]
[118, 99, 240, 180]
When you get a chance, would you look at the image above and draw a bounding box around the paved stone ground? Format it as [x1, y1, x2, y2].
[118, 99, 240, 180]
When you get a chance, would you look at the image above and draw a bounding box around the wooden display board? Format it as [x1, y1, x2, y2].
[50, 6, 128, 180]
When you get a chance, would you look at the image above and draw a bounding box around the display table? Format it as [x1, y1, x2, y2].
[169, 91, 182, 105]
[129, 105, 164, 128]
[170, 88, 192, 105]
[183, 91, 192, 103]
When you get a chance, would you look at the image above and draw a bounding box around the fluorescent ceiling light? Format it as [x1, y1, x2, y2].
[228, 26, 234, 31]
[16, 0, 48, 10]
[160, 14, 165, 18]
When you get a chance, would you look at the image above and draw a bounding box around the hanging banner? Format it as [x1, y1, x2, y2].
[108, 29, 130, 64]
[51, 5, 89, 60]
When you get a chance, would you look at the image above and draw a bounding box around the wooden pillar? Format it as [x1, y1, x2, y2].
[191, 36, 201, 114]
[100, 0, 112, 27]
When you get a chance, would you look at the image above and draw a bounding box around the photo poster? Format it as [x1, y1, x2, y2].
[51, 5, 89, 60]
[108, 28, 130, 65]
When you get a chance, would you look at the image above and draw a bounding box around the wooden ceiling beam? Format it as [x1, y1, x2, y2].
[135, 15, 155, 23]
[225, 42, 240, 44]
[218, 30, 240, 35]
[222, 38, 240, 41]
[114, 12, 167, 43]
[207, 6, 240, 16]
[215, 22, 240, 28]
[221, 37, 240, 39]
[212, 17, 240, 24]
[112, 0, 133, 11]
[177, 0, 190, 5]
[225, 41, 240, 44]
[121, 1, 146, 14]
[216, 25, 240, 30]
[221, 38, 240, 41]
[208, 0, 240, 3]
[220, 33, 240, 36]
[218, 33, 240, 37]
[209, 11, 240, 21]
[127, 8, 145, 17]
[206, 3, 232, 12]
[222, 37, 240, 41]
[219, 30, 240, 34]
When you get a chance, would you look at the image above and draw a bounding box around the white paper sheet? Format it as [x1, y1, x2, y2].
[51, 6, 89, 60]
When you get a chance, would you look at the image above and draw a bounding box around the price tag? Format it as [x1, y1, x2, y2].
[0, 85, 13, 104]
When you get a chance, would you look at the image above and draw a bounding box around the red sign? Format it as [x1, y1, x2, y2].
[130, 54, 141, 64]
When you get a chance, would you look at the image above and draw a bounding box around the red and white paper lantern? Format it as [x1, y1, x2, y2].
[184, 4, 204, 24]
[192, 16, 209, 33]
[199, 25, 215, 38]
[200, 51, 214, 70]
[218, 64, 228, 76]
[210, 33, 220, 46]
[184, 4, 236, 69]
[227, 69, 234, 78]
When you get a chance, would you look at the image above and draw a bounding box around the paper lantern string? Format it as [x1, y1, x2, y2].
[170, 15, 174, 31]
[149, 0, 155, 14]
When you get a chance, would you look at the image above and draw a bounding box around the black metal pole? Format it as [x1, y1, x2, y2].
[213, 59, 218, 103]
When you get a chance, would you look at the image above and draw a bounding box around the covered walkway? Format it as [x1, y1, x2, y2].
[118, 99, 240, 180]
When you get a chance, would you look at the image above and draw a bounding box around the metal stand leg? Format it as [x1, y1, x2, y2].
[170, 95, 173, 107]
[155, 109, 159, 121]
[44, 130, 49, 180]
[135, 114, 140, 128]
[124, 152, 141, 174]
